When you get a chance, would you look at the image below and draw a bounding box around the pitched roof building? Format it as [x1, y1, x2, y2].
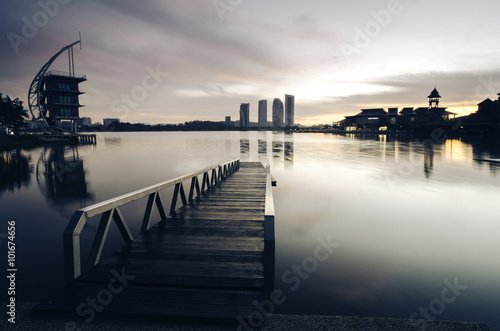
[341, 87, 456, 130]
[459, 94, 500, 131]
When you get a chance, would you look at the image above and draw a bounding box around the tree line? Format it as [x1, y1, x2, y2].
[0, 93, 28, 135]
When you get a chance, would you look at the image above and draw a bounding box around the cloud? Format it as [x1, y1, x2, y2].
[1, 0, 500, 125]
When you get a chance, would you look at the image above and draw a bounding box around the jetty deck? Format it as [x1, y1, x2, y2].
[33, 160, 275, 321]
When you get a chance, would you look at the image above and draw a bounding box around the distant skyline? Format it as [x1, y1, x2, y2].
[1, 0, 500, 125]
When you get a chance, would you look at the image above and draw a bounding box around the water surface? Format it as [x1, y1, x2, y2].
[1, 132, 499, 328]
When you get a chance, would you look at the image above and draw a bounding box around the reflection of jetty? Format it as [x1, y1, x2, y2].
[34, 160, 276, 321]
[474, 158, 500, 164]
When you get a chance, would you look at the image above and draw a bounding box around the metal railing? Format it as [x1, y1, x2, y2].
[45, 70, 87, 80]
[64, 159, 240, 279]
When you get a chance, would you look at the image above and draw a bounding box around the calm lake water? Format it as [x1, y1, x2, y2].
[1, 131, 499, 328]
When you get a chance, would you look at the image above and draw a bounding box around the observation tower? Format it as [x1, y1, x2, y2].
[28, 37, 86, 134]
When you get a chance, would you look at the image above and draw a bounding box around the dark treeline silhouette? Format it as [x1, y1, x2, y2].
[80, 120, 240, 132]
[0, 93, 29, 135]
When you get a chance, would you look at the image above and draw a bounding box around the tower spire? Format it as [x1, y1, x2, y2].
[428, 87, 441, 109]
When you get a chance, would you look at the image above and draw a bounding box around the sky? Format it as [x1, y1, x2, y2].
[1, 0, 500, 126]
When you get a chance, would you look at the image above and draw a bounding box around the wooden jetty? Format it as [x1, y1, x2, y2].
[33, 159, 275, 321]
[38, 133, 97, 144]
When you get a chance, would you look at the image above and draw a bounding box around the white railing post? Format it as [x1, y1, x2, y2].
[264, 164, 275, 242]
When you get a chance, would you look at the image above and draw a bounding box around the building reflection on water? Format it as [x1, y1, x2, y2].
[463, 136, 500, 174]
[0, 149, 33, 194]
[424, 143, 434, 178]
[36, 145, 94, 210]
[258, 139, 267, 155]
[238, 132, 500, 177]
[239, 132, 294, 168]
[285, 139, 294, 167]
[240, 138, 249, 155]
[327, 133, 500, 178]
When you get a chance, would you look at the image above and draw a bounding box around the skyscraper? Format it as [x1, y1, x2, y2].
[272, 98, 283, 128]
[240, 103, 249, 128]
[258, 100, 267, 128]
[285, 94, 295, 127]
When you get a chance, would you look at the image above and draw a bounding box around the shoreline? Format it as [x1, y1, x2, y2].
[0, 134, 96, 151]
[2, 302, 492, 331]
[2, 129, 497, 152]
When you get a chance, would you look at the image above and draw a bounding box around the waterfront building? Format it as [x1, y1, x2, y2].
[344, 108, 387, 129]
[342, 87, 456, 130]
[285, 94, 295, 127]
[28, 39, 86, 134]
[240, 103, 249, 128]
[225, 116, 231, 127]
[258, 100, 267, 128]
[40, 70, 86, 132]
[388, 108, 398, 126]
[272, 98, 284, 128]
[459, 92, 500, 132]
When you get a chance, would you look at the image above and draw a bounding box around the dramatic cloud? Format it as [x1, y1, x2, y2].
[1, 0, 500, 125]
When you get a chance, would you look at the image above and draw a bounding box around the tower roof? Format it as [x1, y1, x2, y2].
[428, 87, 441, 98]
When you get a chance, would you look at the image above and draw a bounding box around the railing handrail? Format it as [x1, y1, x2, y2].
[64, 158, 240, 279]
[45, 69, 86, 80]
[77, 159, 239, 221]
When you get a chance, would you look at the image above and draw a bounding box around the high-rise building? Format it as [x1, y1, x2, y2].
[258, 100, 267, 128]
[272, 98, 284, 128]
[103, 118, 120, 126]
[76, 117, 91, 128]
[240, 103, 249, 128]
[225, 116, 231, 127]
[285, 94, 295, 127]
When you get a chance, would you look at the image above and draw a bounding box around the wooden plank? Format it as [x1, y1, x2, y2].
[128, 240, 264, 251]
[78, 273, 264, 289]
[98, 250, 264, 264]
[35, 162, 272, 321]
[115, 247, 264, 257]
[88, 261, 264, 279]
